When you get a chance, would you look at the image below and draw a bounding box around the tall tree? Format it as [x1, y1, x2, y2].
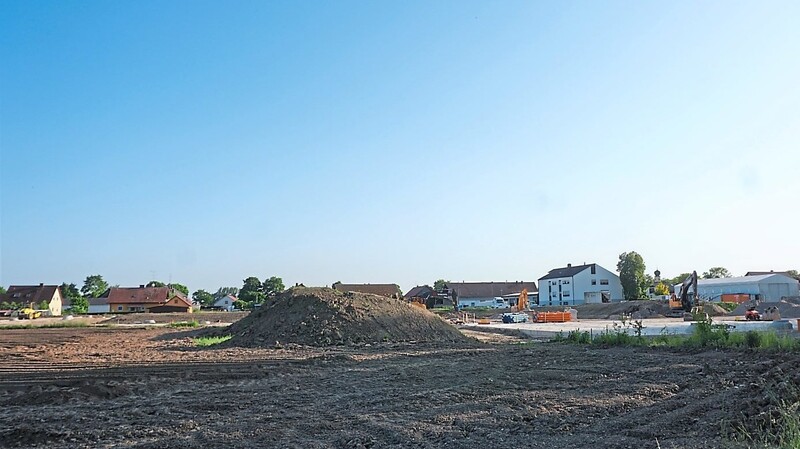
[262, 276, 285, 299]
[702, 267, 731, 279]
[60, 282, 81, 302]
[81, 275, 108, 298]
[146, 280, 166, 287]
[169, 283, 189, 296]
[192, 289, 215, 306]
[433, 279, 449, 291]
[240, 277, 264, 304]
[617, 251, 646, 300]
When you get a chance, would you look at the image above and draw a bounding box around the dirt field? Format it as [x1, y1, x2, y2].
[1, 327, 798, 448]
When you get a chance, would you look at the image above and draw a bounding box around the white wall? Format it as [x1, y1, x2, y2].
[538, 265, 624, 306]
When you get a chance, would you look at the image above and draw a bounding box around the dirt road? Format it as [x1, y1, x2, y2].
[0, 327, 797, 448]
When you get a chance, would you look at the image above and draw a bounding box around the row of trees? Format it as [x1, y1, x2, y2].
[190, 276, 285, 309]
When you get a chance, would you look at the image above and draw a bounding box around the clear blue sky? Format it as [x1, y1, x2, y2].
[2, 1, 799, 293]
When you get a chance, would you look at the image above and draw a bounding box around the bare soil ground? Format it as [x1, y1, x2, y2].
[0, 327, 798, 448]
[98, 311, 249, 325]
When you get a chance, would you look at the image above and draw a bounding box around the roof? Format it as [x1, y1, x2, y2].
[697, 274, 798, 286]
[2, 285, 60, 306]
[332, 283, 402, 297]
[213, 295, 238, 304]
[404, 285, 434, 299]
[88, 297, 109, 306]
[539, 264, 595, 281]
[745, 271, 796, 278]
[105, 286, 188, 305]
[446, 281, 538, 298]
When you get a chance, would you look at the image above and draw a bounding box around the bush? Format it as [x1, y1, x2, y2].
[169, 320, 199, 328]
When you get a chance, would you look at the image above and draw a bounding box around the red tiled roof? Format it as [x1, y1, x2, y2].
[105, 287, 188, 305]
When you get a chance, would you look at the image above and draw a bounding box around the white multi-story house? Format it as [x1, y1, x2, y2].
[537, 263, 623, 306]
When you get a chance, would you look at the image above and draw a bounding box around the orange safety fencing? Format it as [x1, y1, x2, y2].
[536, 312, 572, 323]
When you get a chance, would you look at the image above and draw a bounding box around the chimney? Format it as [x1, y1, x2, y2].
[139, 284, 145, 288]
[39, 283, 44, 287]
[567, 263, 572, 268]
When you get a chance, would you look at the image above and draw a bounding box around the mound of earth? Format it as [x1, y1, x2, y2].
[225, 287, 471, 347]
[727, 300, 800, 319]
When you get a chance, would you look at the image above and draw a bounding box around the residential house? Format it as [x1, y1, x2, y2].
[212, 294, 238, 311]
[104, 285, 193, 313]
[332, 282, 403, 299]
[1, 285, 58, 315]
[1, 284, 63, 316]
[445, 281, 538, 309]
[538, 263, 623, 306]
[403, 285, 446, 308]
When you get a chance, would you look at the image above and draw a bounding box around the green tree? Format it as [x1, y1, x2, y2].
[192, 289, 215, 306]
[214, 287, 239, 299]
[702, 267, 731, 279]
[0, 286, 6, 295]
[70, 296, 89, 314]
[38, 300, 49, 310]
[170, 283, 189, 296]
[146, 280, 166, 287]
[0, 301, 10, 309]
[433, 279, 449, 291]
[60, 283, 81, 302]
[617, 251, 646, 300]
[240, 277, 264, 304]
[81, 275, 109, 298]
[262, 276, 284, 299]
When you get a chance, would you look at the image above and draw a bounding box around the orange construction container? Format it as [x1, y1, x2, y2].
[536, 311, 572, 323]
[721, 294, 751, 304]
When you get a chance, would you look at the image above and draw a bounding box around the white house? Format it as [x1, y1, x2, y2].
[538, 263, 624, 306]
[212, 294, 238, 311]
[677, 274, 799, 302]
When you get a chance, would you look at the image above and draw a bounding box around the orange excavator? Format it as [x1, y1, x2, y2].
[515, 289, 529, 312]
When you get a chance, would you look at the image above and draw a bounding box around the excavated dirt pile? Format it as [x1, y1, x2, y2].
[225, 287, 471, 347]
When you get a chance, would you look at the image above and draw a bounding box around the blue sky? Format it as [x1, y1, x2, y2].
[2, 1, 799, 293]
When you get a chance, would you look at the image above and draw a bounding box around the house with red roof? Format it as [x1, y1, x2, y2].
[105, 285, 192, 313]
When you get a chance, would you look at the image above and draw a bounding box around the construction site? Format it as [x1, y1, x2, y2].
[1, 286, 799, 448]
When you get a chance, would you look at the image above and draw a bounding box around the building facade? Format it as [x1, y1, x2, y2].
[678, 274, 800, 302]
[538, 263, 624, 306]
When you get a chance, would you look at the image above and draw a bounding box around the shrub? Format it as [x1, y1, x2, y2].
[169, 320, 199, 328]
[193, 335, 231, 347]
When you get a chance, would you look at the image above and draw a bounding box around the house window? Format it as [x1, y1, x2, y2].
[600, 280, 609, 285]
[562, 280, 570, 285]
[563, 291, 571, 297]
[591, 280, 597, 285]
[117, 306, 123, 311]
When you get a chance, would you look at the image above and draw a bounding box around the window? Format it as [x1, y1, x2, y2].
[591, 279, 597, 285]
[561, 280, 570, 285]
[563, 291, 571, 297]
[600, 279, 609, 285]
[117, 306, 123, 311]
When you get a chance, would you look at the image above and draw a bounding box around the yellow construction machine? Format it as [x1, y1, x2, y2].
[17, 308, 42, 319]
[515, 289, 529, 312]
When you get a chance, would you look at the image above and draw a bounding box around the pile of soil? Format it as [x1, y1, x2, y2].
[224, 287, 470, 347]
[727, 300, 800, 319]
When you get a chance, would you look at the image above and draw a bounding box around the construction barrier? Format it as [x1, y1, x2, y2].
[536, 311, 572, 323]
